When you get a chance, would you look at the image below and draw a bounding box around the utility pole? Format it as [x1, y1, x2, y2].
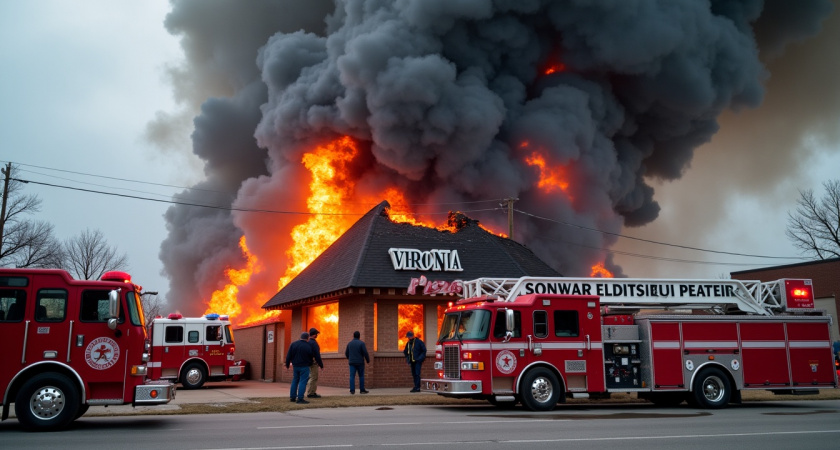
[501, 197, 518, 239]
[0, 163, 11, 250]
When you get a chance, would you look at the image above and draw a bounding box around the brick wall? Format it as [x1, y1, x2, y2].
[236, 292, 448, 388]
[233, 321, 286, 381]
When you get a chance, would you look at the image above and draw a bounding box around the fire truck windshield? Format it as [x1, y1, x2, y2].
[438, 310, 491, 342]
[126, 291, 145, 329]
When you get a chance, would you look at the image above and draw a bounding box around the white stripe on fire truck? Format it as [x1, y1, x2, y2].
[788, 340, 831, 348]
[684, 341, 738, 349]
[460, 342, 604, 351]
[740, 341, 786, 349]
[652, 341, 680, 349]
[147, 361, 161, 368]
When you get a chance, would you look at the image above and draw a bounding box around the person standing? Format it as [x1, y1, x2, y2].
[285, 332, 314, 404]
[344, 331, 370, 394]
[403, 331, 426, 392]
[305, 328, 324, 398]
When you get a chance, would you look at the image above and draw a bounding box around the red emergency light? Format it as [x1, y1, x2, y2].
[168, 313, 183, 320]
[101, 271, 132, 283]
[783, 279, 815, 310]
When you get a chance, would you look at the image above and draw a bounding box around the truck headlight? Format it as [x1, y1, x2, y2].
[434, 362, 443, 370]
[460, 362, 484, 370]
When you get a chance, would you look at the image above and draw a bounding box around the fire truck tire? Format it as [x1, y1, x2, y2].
[691, 367, 731, 409]
[181, 363, 207, 389]
[520, 368, 561, 411]
[14, 373, 80, 431]
[488, 397, 518, 409]
[75, 404, 90, 419]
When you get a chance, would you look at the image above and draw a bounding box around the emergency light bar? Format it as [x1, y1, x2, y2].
[205, 313, 220, 320]
[101, 271, 132, 283]
[167, 313, 183, 320]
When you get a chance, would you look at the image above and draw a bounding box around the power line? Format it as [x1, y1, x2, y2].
[516, 208, 808, 261]
[8, 160, 809, 264]
[15, 177, 503, 217]
[546, 233, 801, 267]
[4, 160, 508, 208]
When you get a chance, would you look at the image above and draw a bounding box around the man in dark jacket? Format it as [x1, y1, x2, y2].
[305, 328, 324, 398]
[403, 331, 426, 392]
[344, 330, 370, 394]
[285, 332, 314, 404]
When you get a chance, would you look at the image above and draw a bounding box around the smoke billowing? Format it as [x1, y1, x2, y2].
[154, 0, 833, 317]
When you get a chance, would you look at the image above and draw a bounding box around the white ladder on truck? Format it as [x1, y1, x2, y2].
[462, 277, 792, 316]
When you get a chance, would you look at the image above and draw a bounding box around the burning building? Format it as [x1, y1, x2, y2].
[155, 1, 834, 382]
[235, 201, 559, 386]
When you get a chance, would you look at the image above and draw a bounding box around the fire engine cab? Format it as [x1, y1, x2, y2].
[147, 313, 244, 389]
[0, 269, 175, 431]
[422, 276, 838, 410]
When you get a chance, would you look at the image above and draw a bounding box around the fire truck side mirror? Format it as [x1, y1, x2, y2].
[107, 289, 120, 331]
[504, 309, 515, 342]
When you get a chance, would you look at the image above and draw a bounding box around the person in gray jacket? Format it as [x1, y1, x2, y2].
[344, 331, 370, 394]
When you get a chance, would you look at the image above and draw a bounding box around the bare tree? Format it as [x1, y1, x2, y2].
[0, 164, 64, 268]
[63, 228, 130, 280]
[786, 179, 840, 259]
[140, 292, 167, 322]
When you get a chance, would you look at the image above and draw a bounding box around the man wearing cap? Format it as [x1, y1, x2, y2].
[403, 331, 426, 392]
[285, 332, 315, 404]
[305, 328, 324, 398]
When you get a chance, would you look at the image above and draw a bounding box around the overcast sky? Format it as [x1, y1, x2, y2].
[2, 1, 839, 311]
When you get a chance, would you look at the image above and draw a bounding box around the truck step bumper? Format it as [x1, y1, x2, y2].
[421, 379, 482, 395]
[135, 381, 176, 405]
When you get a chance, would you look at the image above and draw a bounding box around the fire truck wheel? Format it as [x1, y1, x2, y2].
[14, 373, 80, 431]
[691, 367, 731, 409]
[520, 368, 561, 411]
[181, 363, 207, 389]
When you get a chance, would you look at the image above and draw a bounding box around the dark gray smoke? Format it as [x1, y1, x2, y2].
[155, 0, 833, 316]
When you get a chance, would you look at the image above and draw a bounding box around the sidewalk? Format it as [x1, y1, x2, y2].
[85, 380, 416, 416]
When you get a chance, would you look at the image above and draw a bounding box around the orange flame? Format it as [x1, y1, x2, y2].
[524, 151, 570, 194]
[277, 136, 361, 290]
[590, 262, 614, 278]
[544, 62, 566, 75]
[204, 236, 258, 317]
[207, 135, 507, 326]
[397, 304, 424, 349]
[307, 302, 339, 352]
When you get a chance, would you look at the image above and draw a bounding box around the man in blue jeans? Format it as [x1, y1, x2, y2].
[403, 331, 426, 392]
[345, 330, 370, 394]
[285, 332, 315, 404]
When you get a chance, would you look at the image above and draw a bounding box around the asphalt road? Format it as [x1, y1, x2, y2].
[2, 400, 839, 449]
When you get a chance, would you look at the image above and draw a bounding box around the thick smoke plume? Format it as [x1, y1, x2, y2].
[155, 0, 833, 317]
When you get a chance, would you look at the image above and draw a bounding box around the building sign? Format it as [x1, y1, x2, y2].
[389, 248, 463, 272]
[408, 276, 463, 295]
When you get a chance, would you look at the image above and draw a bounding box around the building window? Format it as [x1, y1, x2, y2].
[373, 303, 378, 352]
[398, 304, 424, 350]
[307, 302, 338, 352]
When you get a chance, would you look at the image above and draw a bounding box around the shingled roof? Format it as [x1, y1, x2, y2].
[262, 201, 560, 309]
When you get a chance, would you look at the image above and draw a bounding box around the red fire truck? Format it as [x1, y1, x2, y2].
[0, 269, 175, 430]
[147, 313, 244, 389]
[422, 276, 838, 410]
